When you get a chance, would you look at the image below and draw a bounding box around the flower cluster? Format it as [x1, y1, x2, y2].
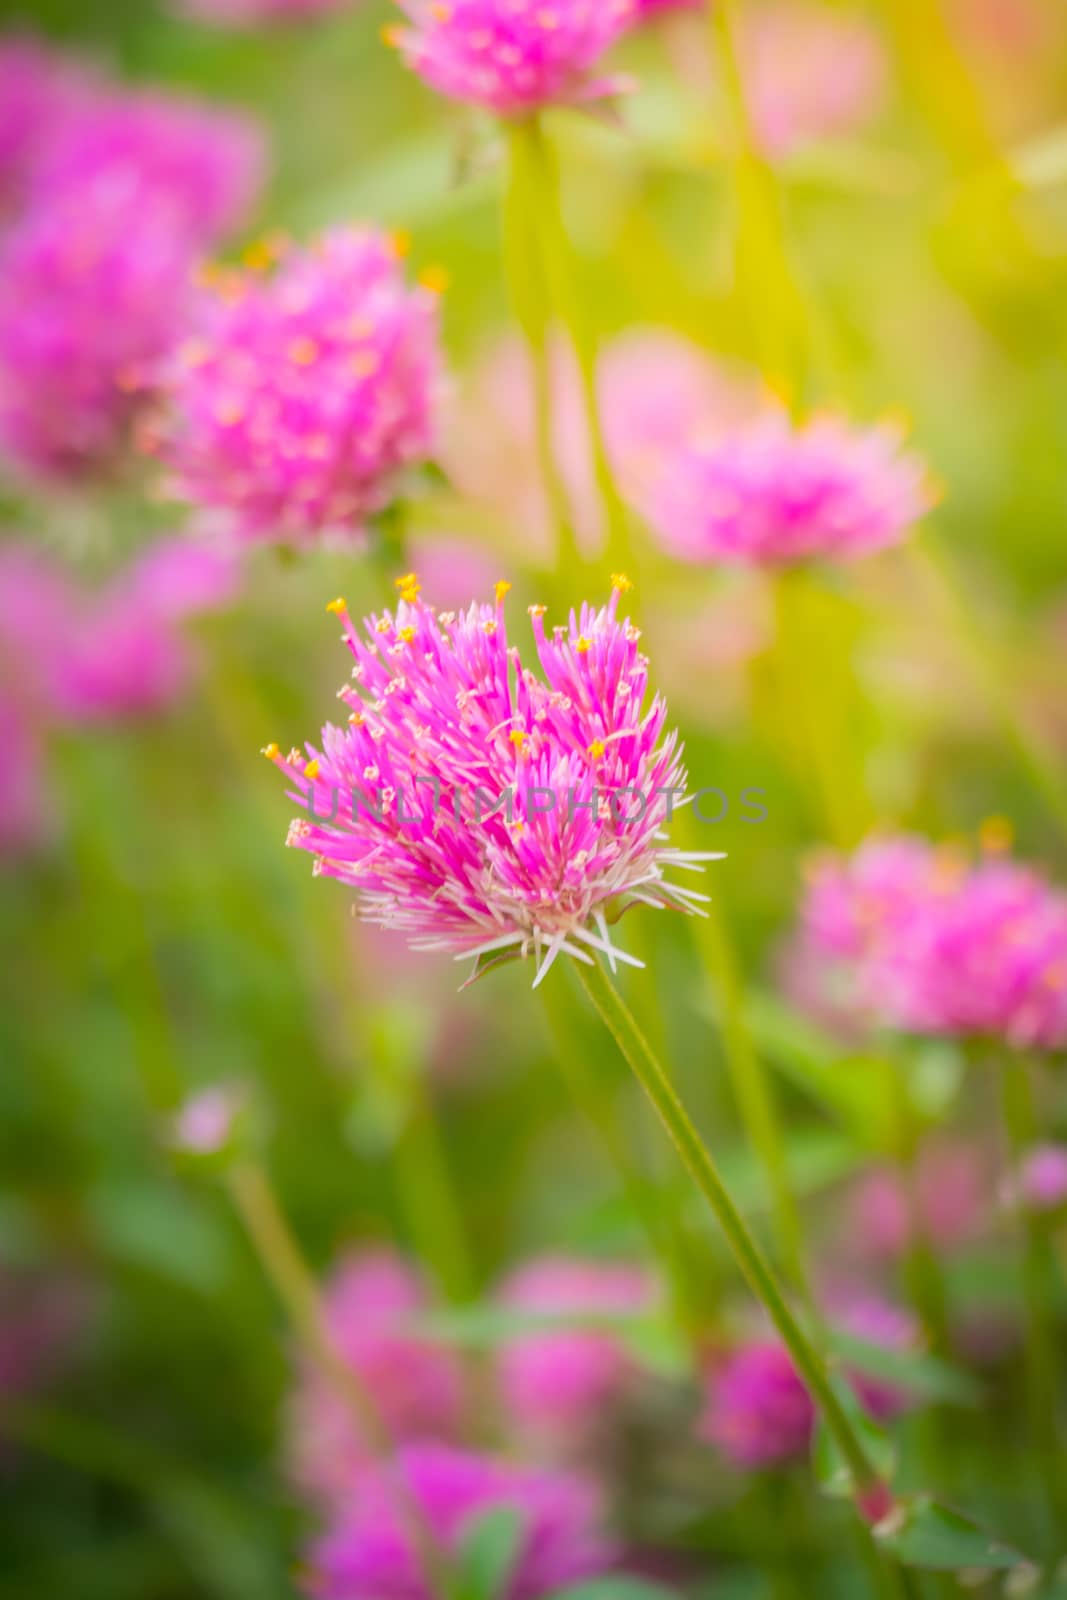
[0, 37, 263, 482]
[790, 834, 1067, 1050]
[643, 411, 933, 569]
[270, 578, 715, 985]
[158, 229, 441, 545]
[385, 0, 636, 116]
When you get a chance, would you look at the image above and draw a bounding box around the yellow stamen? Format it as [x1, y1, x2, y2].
[398, 626, 417, 643]
[325, 596, 347, 615]
[375, 618, 392, 634]
[304, 760, 320, 780]
[588, 739, 605, 758]
[261, 742, 280, 761]
[575, 636, 592, 654]
[495, 580, 512, 603]
[610, 572, 633, 593]
[509, 729, 528, 747]
[528, 603, 547, 619]
[395, 572, 420, 592]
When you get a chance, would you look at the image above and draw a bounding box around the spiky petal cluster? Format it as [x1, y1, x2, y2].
[158, 230, 440, 546]
[273, 581, 714, 985]
[496, 1256, 655, 1440]
[386, 0, 636, 116]
[644, 410, 933, 569]
[700, 1298, 916, 1470]
[306, 1443, 615, 1600]
[288, 1250, 465, 1512]
[794, 836, 1067, 1049]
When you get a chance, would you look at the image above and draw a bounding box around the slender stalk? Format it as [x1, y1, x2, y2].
[394, 1069, 476, 1305]
[887, 1065, 949, 1360]
[227, 1160, 452, 1597]
[508, 115, 633, 573]
[575, 960, 884, 1504]
[999, 1056, 1067, 1551]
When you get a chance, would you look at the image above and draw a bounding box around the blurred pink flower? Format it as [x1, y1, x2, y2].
[386, 0, 635, 116]
[496, 1256, 655, 1441]
[0, 35, 97, 214]
[0, 185, 198, 481]
[288, 1250, 465, 1511]
[159, 229, 441, 547]
[306, 1443, 616, 1600]
[405, 537, 498, 614]
[171, 1084, 248, 1155]
[275, 580, 713, 985]
[739, 4, 888, 161]
[644, 410, 933, 569]
[1003, 1143, 1067, 1216]
[845, 1143, 989, 1264]
[700, 1296, 916, 1469]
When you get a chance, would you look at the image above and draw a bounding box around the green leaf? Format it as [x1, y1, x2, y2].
[547, 1580, 687, 1600]
[455, 1507, 525, 1600]
[828, 1330, 983, 1408]
[872, 1497, 1027, 1573]
[812, 1377, 896, 1498]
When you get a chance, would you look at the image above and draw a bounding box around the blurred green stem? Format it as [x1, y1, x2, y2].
[999, 1056, 1067, 1552]
[506, 116, 633, 575]
[576, 961, 890, 1514]
[394, 1070, 476, 1304]
[226, 1160, 452, 1597]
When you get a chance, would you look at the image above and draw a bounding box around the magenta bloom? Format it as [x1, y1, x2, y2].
[0, 35, 96, 213]
[386, 0, 636, 116]
[645, 410, 933, 569]
[701, 1298, 916, 1470]
[30, 88, 263, 244]
[1005, 1144, 1067, 1215]
[159, 229, 440, 546]
[272, 579, 714, 985]
[306, 1443, 615, 1600]
[497, 1256, 655, 1440]
[846, 1142, 989, 1265]
[739, 4, 888, 162]
[177, 0, 349, 23]
[288, 1250, 465, 1511]
[0, 185, 199, 481]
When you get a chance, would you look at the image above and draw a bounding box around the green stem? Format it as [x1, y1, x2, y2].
[695, 889, 814, 1317]
[999, 1057, 1066, 1553]
[575, 960, 883, 1504]
[508, 115, 633, 574]
[226, 1160, 452, 1597]
[395, 1070, 476, 1305]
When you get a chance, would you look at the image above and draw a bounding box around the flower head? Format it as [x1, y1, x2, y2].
[305, 1443, 615, 1600]
[1004, 1144, 1067, 1215]
[385, 0, 636, 116]
[288, 1250, 465, 1511]
[644, 410, 933, 569]
[496, 1256, 655, 1441]
[159, 229, 441, 545]
[0, 35, 96, 213]
[273, 579, 715, 985]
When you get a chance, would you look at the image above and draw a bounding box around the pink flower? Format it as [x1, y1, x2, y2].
[496, 1256, 655, 1440]
[159, 229, 441, 546]
[272, 578, 715, 986]
[305, 1443, 616, 1600]
[700, 1298, 916, 1470]
[288, 1251, 465, 1511]
[0, 35, 96, 213]
[30, 87, 264, 244]
[0, 185, 198, 481]
[644, 410, 933, 569]
[176, 0, 350, 24]
[385, 0, 636, 116]
[54, 538, 238, 721]
[846, 1143, 989, 1264]
[171, 1085, 248, 1155]
[1003, 1143, 1067, 1216]
[739, 4, 888, 162]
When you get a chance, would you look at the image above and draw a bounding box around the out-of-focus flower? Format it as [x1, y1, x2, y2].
[1002, 1143, 1067, 1216]
[700, 1297, 916, 1469]
[845, 1142, 989, 1264]
[288, 1250, 465, 1512]
[29, 88, 264, 244]
[176, 0, 350, 24]
[738, 4, 888, 162]
[158, 229, 441, 547]
[384, 0, 636, 116]
[54, 537, 238, 721]
[644, 411, 933, 569]
[0, 1270, 88, 1404]
[171, 1084, 249, 1156]
[404, 537, 498, 614]
[271, 579, 716, 986]
[0, 186, 198, 481]
[496, 1256, 655, 1442]
[0, 35, 96, 214]
[306, 1443, 616, 1600]
[443, 330, 754, 560]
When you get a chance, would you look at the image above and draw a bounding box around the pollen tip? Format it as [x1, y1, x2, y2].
[261, 742, 280, 761]
[325, 596, 347, 615]
[575, 635, 592, 654]
[495, 579, 512, 603]
[304, 759, 321, 780]
[610, 572, 633, 593]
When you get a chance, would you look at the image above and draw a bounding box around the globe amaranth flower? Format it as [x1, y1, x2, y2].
[305, 1443, 616, 1600]
[700, 1297, 917, 1470]
[496, 1256, 656, 1442]
[643, 409, 934, 569]
[158, 229, 441, 546]
[269, 577, 717, 986]
[287, 1250, 465, 1512]
[384, 0, 637, 117]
